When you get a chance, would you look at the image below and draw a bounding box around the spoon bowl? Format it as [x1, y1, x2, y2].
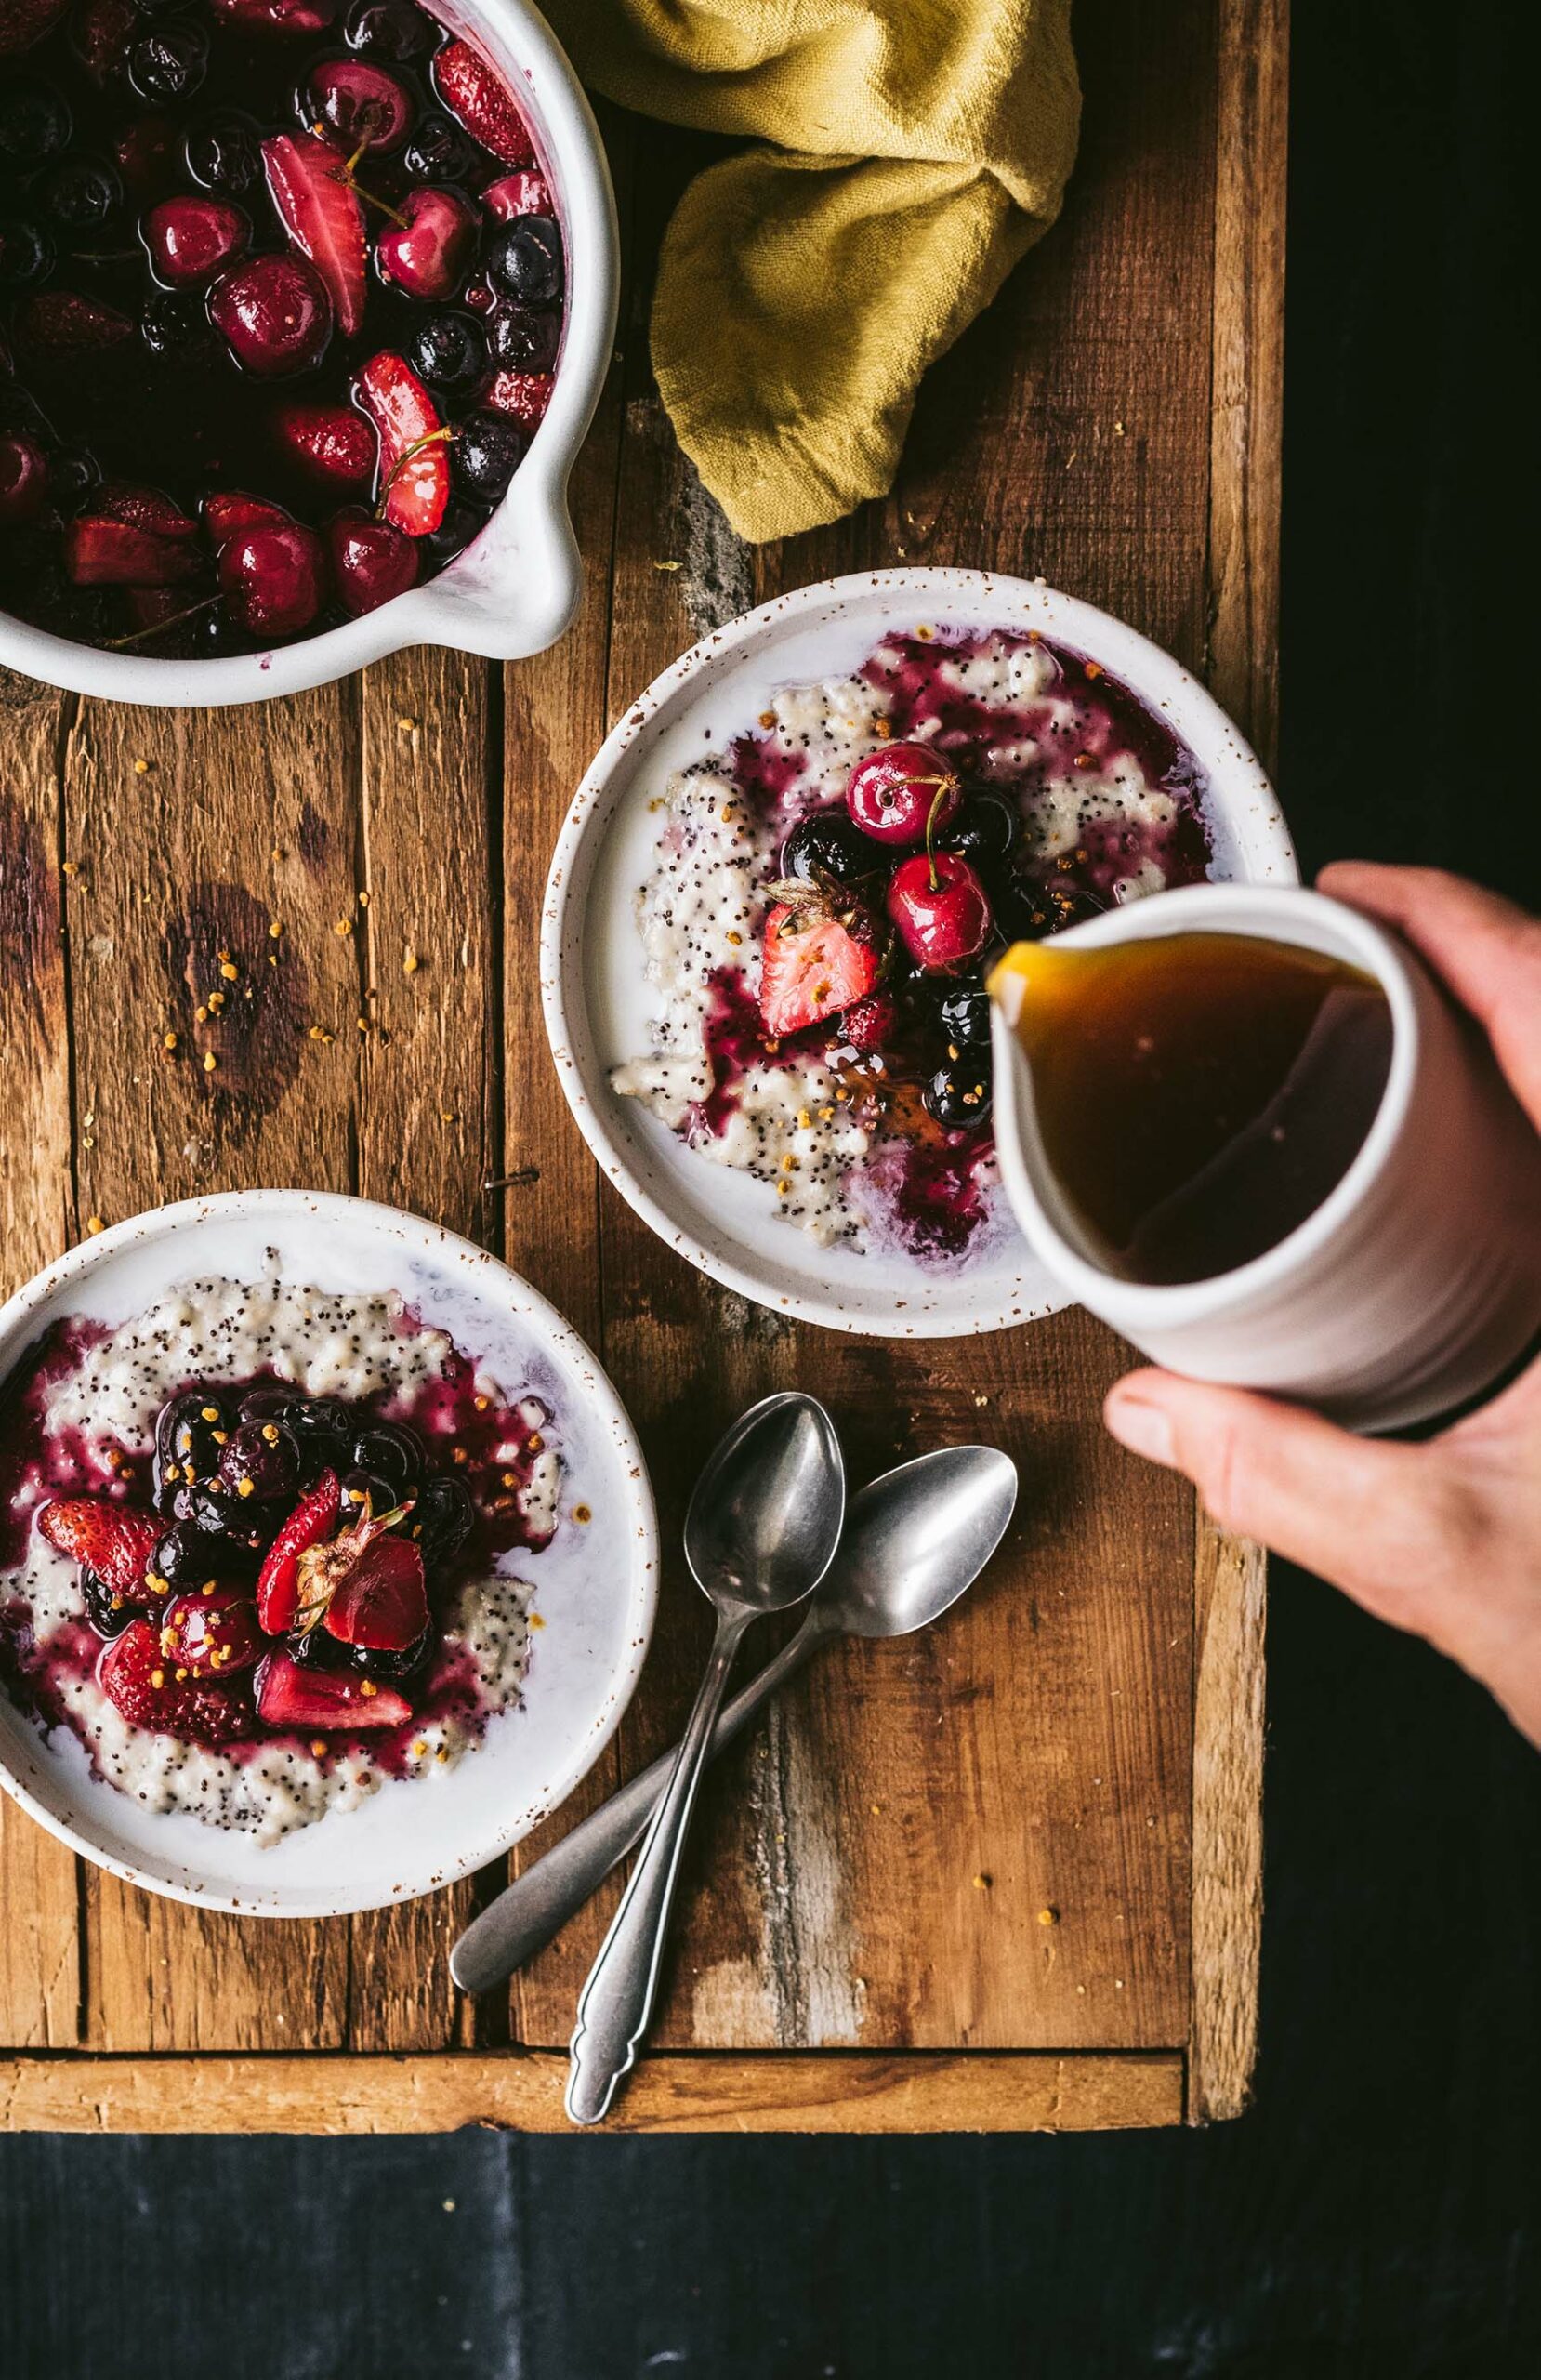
[823, 1446, 1018, 1640]
[684, 1393, 846, 1611]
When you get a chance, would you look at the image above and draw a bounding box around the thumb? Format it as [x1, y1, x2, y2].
[1103, 1368, 1464, 1644]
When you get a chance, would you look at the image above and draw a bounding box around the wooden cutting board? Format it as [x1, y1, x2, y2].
[0, 0, 1284, 2134]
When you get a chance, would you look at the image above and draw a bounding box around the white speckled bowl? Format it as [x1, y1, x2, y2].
[542, 569, 1298, 1338]
[0, 1191, 657, 1917]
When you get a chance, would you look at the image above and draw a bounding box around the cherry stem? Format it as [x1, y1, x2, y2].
[311, 116, 410, 229]
[924, 782, 953, 893]
[375, 426, 458, 520]
[104, 594, 220, 651]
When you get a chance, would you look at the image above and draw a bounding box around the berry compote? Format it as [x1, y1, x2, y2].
[0, 0, 564, 655]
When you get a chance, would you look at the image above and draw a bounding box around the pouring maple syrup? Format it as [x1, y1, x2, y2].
[988, 930, 1395, 1286]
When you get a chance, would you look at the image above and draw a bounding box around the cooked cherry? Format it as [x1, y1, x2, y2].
[779, 812, 878, 888]
[184, 109, 262, 196]
[0, 432, 48, 526]
[886, 851, 993, 972]
[209, 251, 331, 376]
[402, 112, 480, 184]
[937, 984, 990, 1047]
[144, 193, 247, 286]
[306, 57, 413, 153]
[0, 219, 55, 293]
[846, 741, 962, 847]
[0, 78, 72, 173]
[452, 413, 523, 502]
[404, 309, 485, 393]
[161, 1587, 263, 1679]
[218, 1418, 301, 1500]
[376, 185, 477, 300]
[344, 0, 433, 60]
[127, 23, 209, 105]
[327, 509, 418, 615]
[485, 302, 559, 373]
[39, 155, 121, 236]
[923, 1059, 993, 1129]
[942, 788, 1021, 865]
[486, 216, 561, 305]
[217, 521, 326, 635]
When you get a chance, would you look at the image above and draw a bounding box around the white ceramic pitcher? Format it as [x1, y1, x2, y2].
[990, 882, 1541, 1430]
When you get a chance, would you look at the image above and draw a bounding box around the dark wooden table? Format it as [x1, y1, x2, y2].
[0, 0, 1284, 2134]
[0, 0, 1538, 2367]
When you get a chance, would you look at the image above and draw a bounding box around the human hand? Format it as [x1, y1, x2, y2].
[1103, 864, 1541, 1746]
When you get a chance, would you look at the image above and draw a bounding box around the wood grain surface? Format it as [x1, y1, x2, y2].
[0, 0, 1285, 2127]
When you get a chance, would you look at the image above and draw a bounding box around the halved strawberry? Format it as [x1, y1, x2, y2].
[14, 292, 133, 355]
[203, 489, 292, 549]
[65, 518, 204, 588]
[99, 1620, 249, 1745]
[262, 131, 367, 340]
[354, 351, 448, 536]
[255, 1652, 411, 1733]
[160, 1588, 263, 1680]
[481, 371, 554, 432]
[433, 39, 535, 168]
[0, 0, 68, 60]
[38, 1497, 160, 1602]
[96, 483, 199, 544]
[255, 1468, 340, 1634]
[758, 902, 882, 1039]
[323, 1532, 427, 1650]
[272, 400, 376, 491]
[481, 170, 554, 222]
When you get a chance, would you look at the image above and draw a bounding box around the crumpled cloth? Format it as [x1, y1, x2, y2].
[543, 1, 1081, 542]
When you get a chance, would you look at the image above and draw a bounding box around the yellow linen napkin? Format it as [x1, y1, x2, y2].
[542, 1, 1080, 543]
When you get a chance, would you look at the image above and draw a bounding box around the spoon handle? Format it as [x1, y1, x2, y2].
[565, 1607, 753, 2125]
[451, 1612, 828, 1997]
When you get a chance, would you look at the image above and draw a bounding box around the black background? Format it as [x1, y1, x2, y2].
[3, 2, 1539, 2373]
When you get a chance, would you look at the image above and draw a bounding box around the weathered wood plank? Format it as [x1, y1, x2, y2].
[63, 686, 359, 2049]
[0, 2047, 1184, 2134]
[0, 670, 81, 2048]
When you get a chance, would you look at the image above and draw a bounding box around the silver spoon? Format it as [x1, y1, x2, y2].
[452, 1444, 1017, 1997]
[563, 1392, 844, 2125]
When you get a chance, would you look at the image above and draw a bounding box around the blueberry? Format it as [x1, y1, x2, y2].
[404, 310, 487, 396]
[238, 1384, 298, 1426]
[486, 217, 561, 306]
[150, 1522, 213, 1593]
[937, 985, 990, 1047]
[48, 447, 101, 509]
[942, 788, 1021, 866]
[128, 23, 209, 106]
[349, 1623, 434, 1683]
[351, 1421, 423, 1492]
[81, 1567, 134, 1638]
[140, 289, 213, 361]
[39, 156, 122, 238]
[452, 413, 524, 503]
[0, 79, 72, 174]
[415, 1473, 475, 1571]
[0, 219, 54, 293]
[184, 1481, 244, 1536]
[779, 812, 879, 888]
[345, 0, 434, 60]
[184, 111, 262, 197]
[994, 874, 1106, 942]
[420, 497, 482, 567]
[402, 112, 480, 184]
[218, 1419, 300, 1501]
[485, 303, 559, 373]
[156, 1389, 230, 1482]
[923, 1059, 993, 1129]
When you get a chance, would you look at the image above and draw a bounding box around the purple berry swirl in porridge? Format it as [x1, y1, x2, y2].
[0, 1276, 575, 1843]
[611, 625, 1216, 1264]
